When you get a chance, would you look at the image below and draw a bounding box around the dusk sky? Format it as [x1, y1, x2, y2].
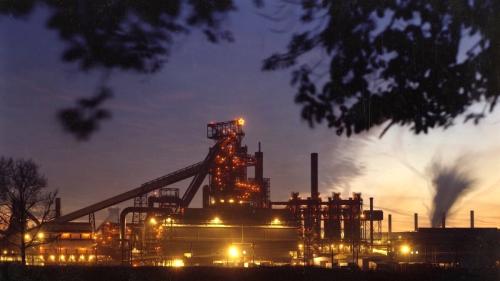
[1, 2, 499, 231]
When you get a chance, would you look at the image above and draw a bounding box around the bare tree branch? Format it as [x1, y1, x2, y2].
[0, 157, 57, 265]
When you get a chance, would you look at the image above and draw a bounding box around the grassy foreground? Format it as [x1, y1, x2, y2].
[0, 264, 497, 281]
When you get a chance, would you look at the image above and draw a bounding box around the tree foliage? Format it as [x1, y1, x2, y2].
[0, 0, 236, 140]
[2, 1, 500, 138]
[0, 157, 57, 265]
[263, 0, 500, 136]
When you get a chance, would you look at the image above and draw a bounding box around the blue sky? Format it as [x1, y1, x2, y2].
[1, 2, 499, 231]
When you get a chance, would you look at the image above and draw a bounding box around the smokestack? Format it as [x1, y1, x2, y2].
[441, 213, 446, 228]
[388, 214, 392, 241]
[470, 210, 474, 228]
[311, 153, 318, 199]
[55, 197, 61, 218]
[369, 197, 374, 247]
[255, 142, 263, 183]
[414, 213, 418, 231]
[255, 143, 265, 207]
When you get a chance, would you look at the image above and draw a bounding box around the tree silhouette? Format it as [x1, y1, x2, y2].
[1, 0, 236, 140]
[0, 157, 57, 265]
[2, 1, 499, 139]
[263, 1, 500, 137]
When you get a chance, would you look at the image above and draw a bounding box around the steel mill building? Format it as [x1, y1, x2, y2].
[2, 119, 498, 268]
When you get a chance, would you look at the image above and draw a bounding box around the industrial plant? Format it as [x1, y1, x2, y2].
[2, 119, 498, 269]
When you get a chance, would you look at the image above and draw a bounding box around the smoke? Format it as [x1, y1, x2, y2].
[325, 156, 365, 197]
[428, 155, 476, 227]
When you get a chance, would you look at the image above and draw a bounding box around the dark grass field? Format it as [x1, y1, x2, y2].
[0, 265, 498, 281]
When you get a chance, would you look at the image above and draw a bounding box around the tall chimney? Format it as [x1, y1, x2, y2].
[369, 197, 374, 247]
[470, 210, 474, 228]
[441, 213, 446, 228]
[255, 142, 265, 207]
[414, 213, 418, 231]
[388, 214, 392, 241]
[255, 142, 263, 182]
[55, 197, 61, 218]
[311, 153, 319, 199]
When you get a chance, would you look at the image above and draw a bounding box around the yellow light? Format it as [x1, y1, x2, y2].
[271, 218, 281, 225]
[2, 250, 7, 255]
[88, 255, 95, 261]
[372, 248, 388, 256]
[228, 199, 234, 203]
[220, 199, 225, 203]
[211, 199, 216, 204]
[298, 244, 303, 249]
[172, 259, 184, 267]
[24, 234, 31, 241]
[237, 118, 245, 126]
[49, 255, 55, 262]
[400, 244, 411, 255]
[79, 255, 85, 261]
[37, 232, 45, 239]
[149, 217, 158, 225]
[59, 255, 66, 262]
[69, 255, 76, 262]
[228, 245, 240, 258]
[184, 252, 192, 258]
[165, 217, 172, 223]
[210, 217, 222, 224]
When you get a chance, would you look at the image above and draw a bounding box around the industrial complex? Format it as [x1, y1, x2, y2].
[2, 119, 498, 268]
